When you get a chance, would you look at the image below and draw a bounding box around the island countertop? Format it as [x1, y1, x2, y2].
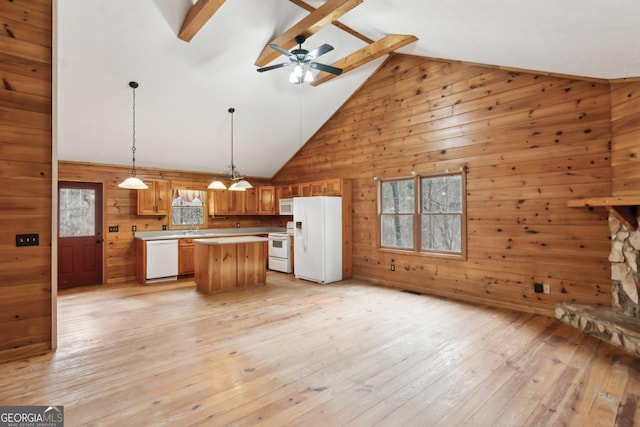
[193, 236, 269, 245]
[135, 227, 284, 241]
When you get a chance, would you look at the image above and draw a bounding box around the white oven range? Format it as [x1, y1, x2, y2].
[268, 222, 294, 273]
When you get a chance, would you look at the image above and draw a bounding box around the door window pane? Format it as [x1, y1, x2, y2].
[59, 189, 96, 237]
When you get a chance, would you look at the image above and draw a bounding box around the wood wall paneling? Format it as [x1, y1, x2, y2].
[610, 81, 640, 196]
[274, 55, 617, 316]
[0, 0, 52, 361]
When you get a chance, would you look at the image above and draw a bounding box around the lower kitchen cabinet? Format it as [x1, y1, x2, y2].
[179, 238, 195, 275]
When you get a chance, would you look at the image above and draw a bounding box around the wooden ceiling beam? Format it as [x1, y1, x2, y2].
[178, 0, 227, 42]
[254, 0, 363, 67]
[288, 0, 373, 44]
[311, 34, 418, 86]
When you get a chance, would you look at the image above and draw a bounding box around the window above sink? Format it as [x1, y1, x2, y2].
[171, 189, 206, 227]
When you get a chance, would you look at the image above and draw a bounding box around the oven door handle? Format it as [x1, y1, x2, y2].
[268, 237, 288, 242]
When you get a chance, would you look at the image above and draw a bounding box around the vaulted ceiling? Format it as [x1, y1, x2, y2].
[56, 0, 640, 179]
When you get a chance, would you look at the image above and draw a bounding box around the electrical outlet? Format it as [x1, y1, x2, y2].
[162, 225, 167, 230]
[132, 225, 137, 232]
[16, 233, 39, 247]
[543, 284, 551, 294]
[390, 264, 395, 271]
[236, 222, 241, 228]
[533, 282, 543, 293]
[108, 226, 119, 232]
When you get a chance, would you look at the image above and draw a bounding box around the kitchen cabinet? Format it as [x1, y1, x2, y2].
[137, 179, 169, 215]
[244, 187, 258, 214]
[300, 182, 313, 197]
[309, 179, 341, 196]
[258, 186, 275, 215]
[178, 238, 195, 275]
[195, 236, 268, 294]
[208, 189, 244, 215]
[323, 178, 342, 196]
[276, 184, 300, 199]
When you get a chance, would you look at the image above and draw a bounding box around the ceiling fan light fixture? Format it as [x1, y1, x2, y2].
[118, 81, 148, 190]
[304, 69, 314, 83]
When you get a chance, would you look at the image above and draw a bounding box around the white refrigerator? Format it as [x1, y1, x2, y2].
[293, 196, 342, 284]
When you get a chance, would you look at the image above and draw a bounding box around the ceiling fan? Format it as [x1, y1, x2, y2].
[257, 35, 343, 83]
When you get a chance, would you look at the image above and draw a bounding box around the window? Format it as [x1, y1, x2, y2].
[171, 189, 205, 226]
[379, 171, 465, 256]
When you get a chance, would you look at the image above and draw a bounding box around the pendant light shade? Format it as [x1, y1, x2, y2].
[118, 81, 148, 190]
[208, 107, 252, 191]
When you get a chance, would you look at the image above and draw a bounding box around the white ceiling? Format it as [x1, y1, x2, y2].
[56, 0, 640, 179]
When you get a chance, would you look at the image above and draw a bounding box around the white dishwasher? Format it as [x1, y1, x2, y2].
[146, 239, 179, 282]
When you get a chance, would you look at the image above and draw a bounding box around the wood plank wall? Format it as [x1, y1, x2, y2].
[274, 54, 614, 316]
[58, 161, 281, 284]
[610, 81, 640, 195]
[0, 0, 53, 359]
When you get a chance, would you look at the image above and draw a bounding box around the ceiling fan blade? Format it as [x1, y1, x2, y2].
[307, 44, 334, 59]
[268, 43, 294, 58]
[309, 62, 343, 75]
[257, 62, 291, 73]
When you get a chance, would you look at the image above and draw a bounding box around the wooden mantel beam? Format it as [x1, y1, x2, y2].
[254, 0, 362, 67]
[311, 34, 418, 86]
[568, 195, 640, 231]
[179, 0, 227, 42]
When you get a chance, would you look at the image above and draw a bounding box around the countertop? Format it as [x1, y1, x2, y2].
[134, 227, 285, 241]
[193, 236, 269, 245]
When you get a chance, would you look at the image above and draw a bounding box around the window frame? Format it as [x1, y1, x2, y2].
[377, 169, 467, 259]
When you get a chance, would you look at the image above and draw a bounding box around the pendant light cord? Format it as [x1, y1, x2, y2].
[130, 82, 138, 177]
[229, 107, 236, 179]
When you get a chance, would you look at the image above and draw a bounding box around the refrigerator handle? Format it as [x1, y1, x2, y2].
[303, 211, 308, 251]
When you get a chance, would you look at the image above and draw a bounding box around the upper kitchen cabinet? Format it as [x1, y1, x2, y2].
[258, 186, 275, 215]
[244, 187, 259, 215]
[310, 178, 342, 196]
[208, 189, 244, 215]
[137, 179, 170, 215]
[276, 184, 301, 199]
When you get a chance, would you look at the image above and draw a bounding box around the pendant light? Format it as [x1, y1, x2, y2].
[118, 81, 148, 189]
[208, 107, 252, 191]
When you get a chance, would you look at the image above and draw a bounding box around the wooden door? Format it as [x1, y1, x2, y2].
[58, 181, 104, 289]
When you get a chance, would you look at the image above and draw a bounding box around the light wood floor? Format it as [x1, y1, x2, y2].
[1, 273, 639, 426]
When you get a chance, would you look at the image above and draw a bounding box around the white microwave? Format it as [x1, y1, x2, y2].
[279, 198, 294, 215]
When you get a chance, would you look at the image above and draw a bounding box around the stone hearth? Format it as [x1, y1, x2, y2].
[555, 215, 640, 357]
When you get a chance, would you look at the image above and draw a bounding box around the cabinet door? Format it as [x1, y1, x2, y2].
[258, 186, 275, 215]
[154, 180, 170, 213]
[244, 187, 259, 214]
[229, 190, 244, 214]
[310, 181, 325, 196]
[137, 181, 157, 214]
[137, 180, 170, 215]
[213, 190, 231, 214]
[179, 239, 195, 275]
[324, 178, 342, 196]
[300, 182, 313, 197]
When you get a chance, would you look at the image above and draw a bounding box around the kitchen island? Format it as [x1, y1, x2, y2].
[194, 236, 269, 295]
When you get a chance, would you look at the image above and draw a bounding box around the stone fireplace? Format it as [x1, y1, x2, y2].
[555, 214, 640, 357]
